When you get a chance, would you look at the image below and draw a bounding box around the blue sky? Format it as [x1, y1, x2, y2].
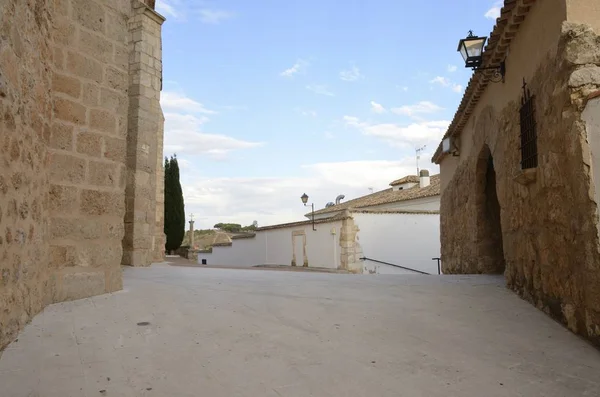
[156, 0, 503, 229]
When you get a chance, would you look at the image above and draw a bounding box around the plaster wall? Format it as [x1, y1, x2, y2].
[353, 213, 440, 275]
[198, 220, 343, 269]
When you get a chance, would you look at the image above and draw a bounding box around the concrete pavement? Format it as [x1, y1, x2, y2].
[1, 263, 599, 396]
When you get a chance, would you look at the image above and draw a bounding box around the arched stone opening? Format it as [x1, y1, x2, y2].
[475, 145, 506, 274]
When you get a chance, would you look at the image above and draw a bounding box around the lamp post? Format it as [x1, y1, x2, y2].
[457, 31, 506, 83]
[300, 193, 316, 231]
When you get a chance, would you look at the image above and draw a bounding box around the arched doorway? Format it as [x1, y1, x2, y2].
[475, 146, 506, 274]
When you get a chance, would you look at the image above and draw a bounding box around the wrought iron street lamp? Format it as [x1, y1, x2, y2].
[300, 193, 316, 231]
[457, 31, 506, 83]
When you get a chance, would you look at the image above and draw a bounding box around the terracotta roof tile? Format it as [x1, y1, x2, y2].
[311, 175, 440, 216]
[389, 175, 419, 186]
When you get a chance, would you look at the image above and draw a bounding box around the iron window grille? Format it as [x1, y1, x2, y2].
[519, 79, 538, 169]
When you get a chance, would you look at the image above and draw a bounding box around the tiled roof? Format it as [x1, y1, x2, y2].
[311, 175, 441, 216]
[432, 0, 535, 163]
[389, 175, 419, 186]
[256, 212, 350, 232]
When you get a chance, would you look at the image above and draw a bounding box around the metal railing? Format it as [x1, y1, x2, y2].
[359, 257, 430, 275]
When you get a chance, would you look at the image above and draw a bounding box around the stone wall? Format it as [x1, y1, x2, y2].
[0, 0, 165, 351]
[0, 0, 54, 352]
[439, 23, 600, 346]
[122, 2, 165, 266]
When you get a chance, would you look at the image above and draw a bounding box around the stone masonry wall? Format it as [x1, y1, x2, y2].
[0, 0, 165, 351]
[122, 2, 165, 266]
[49, 0, 133, 301]
[0, 0, 54, 351]
[440, 23, 600, 346]
[339, 212, 363, 273]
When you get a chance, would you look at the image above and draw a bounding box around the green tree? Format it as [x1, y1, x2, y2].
[164, 155, 185, 252]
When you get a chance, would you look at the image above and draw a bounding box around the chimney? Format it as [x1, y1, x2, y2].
[419, 169, 430, 188]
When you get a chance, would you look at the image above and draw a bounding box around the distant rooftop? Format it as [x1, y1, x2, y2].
[310, 174, 440, 217]
[389, 175, 419, 186]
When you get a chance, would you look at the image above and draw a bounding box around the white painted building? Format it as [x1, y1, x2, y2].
[198, 171, 441, 274]
[309, 171, 440, 220]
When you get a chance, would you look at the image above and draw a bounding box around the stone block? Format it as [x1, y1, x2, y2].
[66, 52, 104, 84]
[56, 269, 106, 301]
[103, 136, 126, 163]
[54, 16, 76, 46]
[73, 241, 123, 268]
[106, 11, 128, 43]
[105, 67, 128, 91]
[50, 217, 102, 240]
[76, 131, 102, 157]
[49, 245, 70, 269]
[54, 97, 86, 124]
[53, 46, 65, 70]
[89, 109, 116, 134]
[72, 0, 106, 33]
[78, 29, 114, 63]
[48, 184, 79, 214]
[105, 268, 123, 292]
[52, 73, 81, 99]
[49, 153, 86, 184]
[82, 83, 100, 106]
[54, 0, 69, 15]
[569, 66, 600, 88]
[100, 88, 127, 115]
[88, 160, 118, 187]
[49, 122, 74, 150]
[117, 116, 128, 137]
[114, 45, 128, 71]
[80, 189, 125, 216]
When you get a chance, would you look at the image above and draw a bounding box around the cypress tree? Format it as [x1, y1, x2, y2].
[164, 155, 185, 252]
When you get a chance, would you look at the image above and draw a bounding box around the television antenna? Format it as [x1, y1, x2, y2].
[416, 145, 426, 175]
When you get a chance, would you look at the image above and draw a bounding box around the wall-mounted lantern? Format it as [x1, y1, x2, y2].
[300, 193, 316, 231]
[457, 31, 505, 83]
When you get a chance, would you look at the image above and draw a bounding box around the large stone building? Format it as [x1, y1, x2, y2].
[0, 0, 165, 350]
[433, 0, 600, 346]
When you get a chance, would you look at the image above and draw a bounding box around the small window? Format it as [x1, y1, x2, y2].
[520, 79, 538, 169]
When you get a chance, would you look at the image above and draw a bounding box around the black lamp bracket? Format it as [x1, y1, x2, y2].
[472, 60, 505, 83]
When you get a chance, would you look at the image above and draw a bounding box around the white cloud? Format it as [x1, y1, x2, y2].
[398, 86, 409, 92]
[344, 115, 449, 149]
[339, 66, 363, 82]
[179, 158, 439, 229]
[447, 65, 458, 73]
[452, 84, 463, 93]
[198, 9, 233, 24]
[485, 2, 502, 19]
[306, 84, 334, 96]
[370, 101, 386, 114]
[430, 76, 463, 93]
[156, 0, 179, 18]
[280, 59, 309, 77]
[324, 131, 335, 139]
[161, 92, 216, 114]
[391, 101, 443, 117]
[303, 110, 317, 117]
[161, 91, 261, 159]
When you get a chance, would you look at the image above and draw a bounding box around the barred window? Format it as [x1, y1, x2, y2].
[520, 79, 538, 169]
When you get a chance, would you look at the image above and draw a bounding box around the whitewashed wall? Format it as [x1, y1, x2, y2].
[353, 212, 441, 275]
[197, 220, 343, 269]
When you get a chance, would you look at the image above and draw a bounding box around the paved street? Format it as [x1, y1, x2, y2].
[1, 263, 599, 396]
